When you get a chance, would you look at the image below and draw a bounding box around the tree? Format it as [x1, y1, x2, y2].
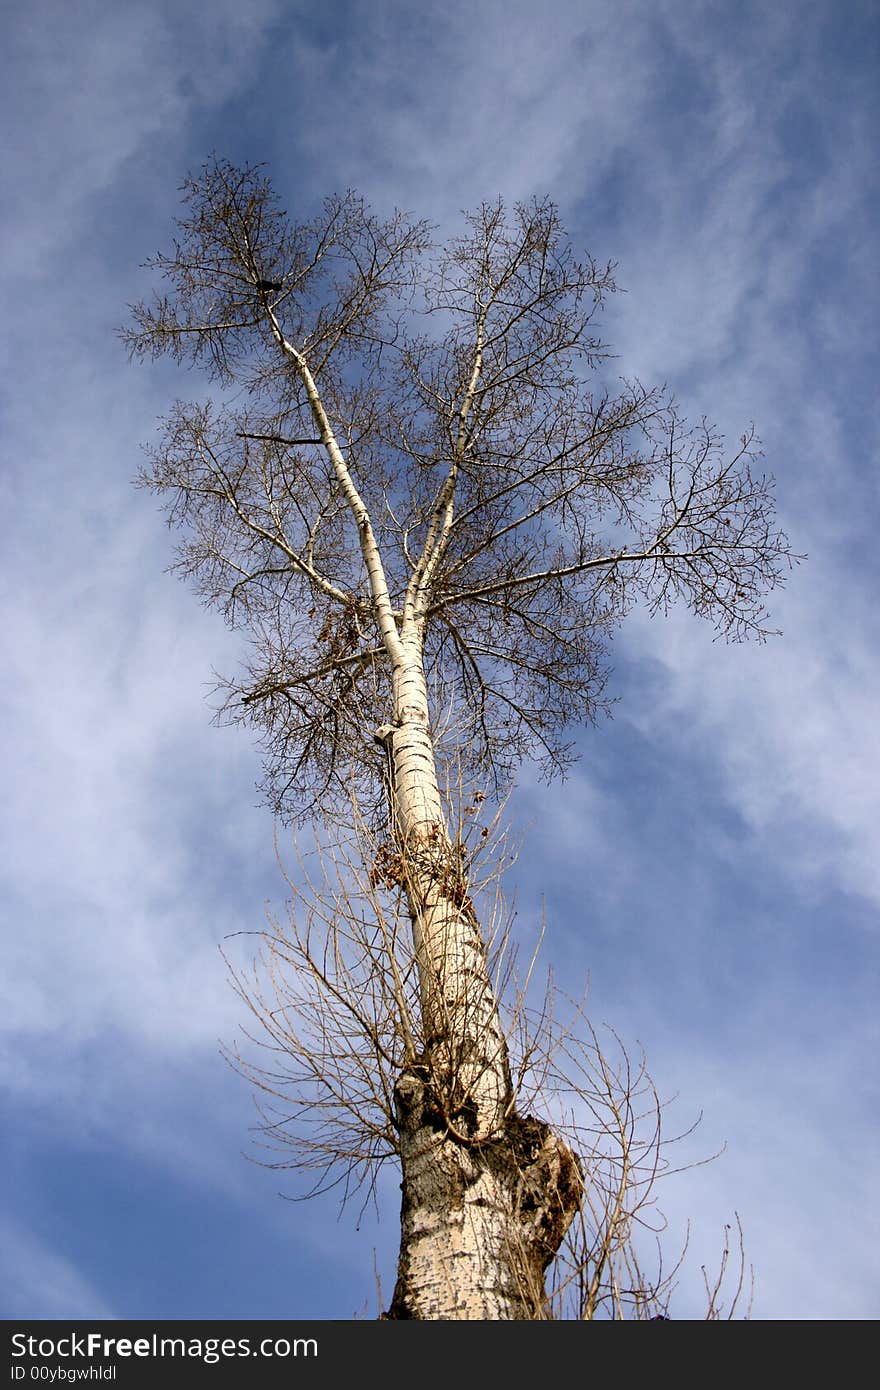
[125, 157, 792, 1319]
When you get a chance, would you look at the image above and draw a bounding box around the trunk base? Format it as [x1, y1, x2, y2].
[385, 1065, 582, 1320]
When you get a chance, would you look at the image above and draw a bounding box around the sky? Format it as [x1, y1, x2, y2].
[1, 0, 877, 1321]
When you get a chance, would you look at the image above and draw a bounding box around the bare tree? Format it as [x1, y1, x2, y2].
[125, 157, 792, 1319]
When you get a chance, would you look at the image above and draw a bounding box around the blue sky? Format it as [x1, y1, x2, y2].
[1, 0, 877, 1320]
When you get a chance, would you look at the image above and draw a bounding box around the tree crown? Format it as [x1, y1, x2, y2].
[125, 157, 795, 822]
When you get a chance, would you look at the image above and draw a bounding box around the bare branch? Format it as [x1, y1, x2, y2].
[126, 174, 797, 816]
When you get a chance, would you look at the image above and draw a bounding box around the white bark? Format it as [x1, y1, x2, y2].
[389, 1074, 582, 1319]
[272, 319, 510, 1134]
[382, 648, 582, 1319]
[271, 324, 579, 1318]
[384, 644, 510, 1134]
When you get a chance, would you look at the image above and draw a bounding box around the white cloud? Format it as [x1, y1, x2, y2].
[279, 0, 656, 220]
[641, 1018, 880, 1320]
[614, 566, 880, 908]
[0, 1220, 117, 1320]
[1, 0, 286, 274]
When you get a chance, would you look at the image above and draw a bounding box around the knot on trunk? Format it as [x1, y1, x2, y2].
[393, 1062, 488, 1145]
[393, 1067, 428, 1125]
[388, 1093, 584, 1319]
[506, 1115, 584, 1268]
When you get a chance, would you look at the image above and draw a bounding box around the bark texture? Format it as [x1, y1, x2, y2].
[387, 1069, 583, 1319]
[380, 664, 583, 1318]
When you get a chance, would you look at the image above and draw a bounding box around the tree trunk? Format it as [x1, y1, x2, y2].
[387, 1075, 583, 1319]
[380, 647, 583, 1318]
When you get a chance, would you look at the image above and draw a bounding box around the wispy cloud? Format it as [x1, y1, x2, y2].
[0, 1220, 117, 1320]
[2, 0, 876, 1320]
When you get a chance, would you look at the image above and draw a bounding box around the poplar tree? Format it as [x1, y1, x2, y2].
[126, 159, 791, 1318]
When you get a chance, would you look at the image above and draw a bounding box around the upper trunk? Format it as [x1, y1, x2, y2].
[382, 642, 511, 1136]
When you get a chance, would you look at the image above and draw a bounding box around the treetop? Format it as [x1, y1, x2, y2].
[125, 157, 797, 822]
